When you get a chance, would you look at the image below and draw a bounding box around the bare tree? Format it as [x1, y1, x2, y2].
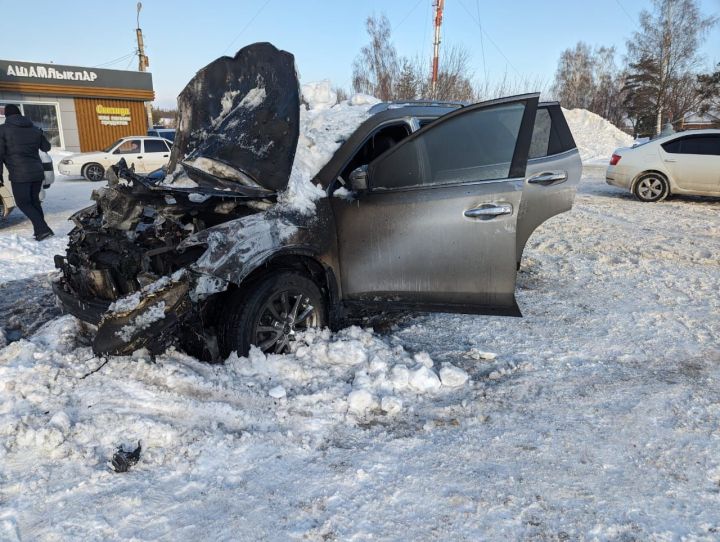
[334, 86, 349, 102]
[352, 14, 399, 100]
[626, 0, 717, 133]
[551, 42, 596, 110]
[395, 59, 420, 100]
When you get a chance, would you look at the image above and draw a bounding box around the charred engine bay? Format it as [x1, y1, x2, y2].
[54, 167, 270, 359]
[59, 175, 260, 302]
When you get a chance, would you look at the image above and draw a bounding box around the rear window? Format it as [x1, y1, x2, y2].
[144, 139, 169, 153]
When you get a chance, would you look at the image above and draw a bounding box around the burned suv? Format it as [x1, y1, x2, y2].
[53, 43, 581, 361]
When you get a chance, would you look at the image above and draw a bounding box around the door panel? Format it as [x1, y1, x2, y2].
[142, 139, 172, 172]
[331, 94, 539, 315]
[661, 135, 720, 192]
[113, 139, 144, 172]
[517, 105, 582, 262]
[333, 180, 524, 313]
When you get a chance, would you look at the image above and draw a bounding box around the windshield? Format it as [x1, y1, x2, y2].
[102, 139, 123, 153]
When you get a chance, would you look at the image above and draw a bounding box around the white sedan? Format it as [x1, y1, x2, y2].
[606, 129, 720, 201]
[58, 136, 173, 181]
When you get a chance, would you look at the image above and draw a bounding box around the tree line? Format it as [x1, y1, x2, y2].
[350, 0, 718, 137]
[350, 14, 547, 105]
[552, 0, 718, 136]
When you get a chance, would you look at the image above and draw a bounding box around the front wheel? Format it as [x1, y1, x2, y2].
[634, 173, 669, 202]
[83, 163, 105, 182]
[220, 271, 327, 358]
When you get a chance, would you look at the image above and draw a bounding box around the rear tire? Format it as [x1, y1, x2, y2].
[83, 163, 105, 182]
[633, 173, 669, 202]
[220, 271, 327, 358]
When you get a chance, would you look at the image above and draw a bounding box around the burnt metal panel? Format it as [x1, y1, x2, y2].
[169, 42, 300, 193]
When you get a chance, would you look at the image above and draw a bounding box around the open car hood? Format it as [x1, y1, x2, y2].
[166, 42, 300, 195]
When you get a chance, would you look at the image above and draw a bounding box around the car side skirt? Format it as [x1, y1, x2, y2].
[343, 297, 522, 318]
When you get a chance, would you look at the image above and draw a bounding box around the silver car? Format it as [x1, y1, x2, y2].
[53, 43, 581, 360]
[606, 129, 720, 201]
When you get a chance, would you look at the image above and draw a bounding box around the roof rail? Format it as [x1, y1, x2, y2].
[368, 100, 465, 114]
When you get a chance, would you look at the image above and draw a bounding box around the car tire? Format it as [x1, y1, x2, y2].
[220, 271, 327, 358]
[633, 173, 669, 202]
[82, 163, 105, 182]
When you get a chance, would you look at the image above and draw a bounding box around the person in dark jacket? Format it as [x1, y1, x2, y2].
[0, 104, 54, 240]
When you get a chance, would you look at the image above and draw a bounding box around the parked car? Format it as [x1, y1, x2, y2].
[0, 151, 54, 219]
[147, 128, 176, 142]
[53, 42, 581, 360]
[606, 129, 720, 201]
[57, 136, 173, 181]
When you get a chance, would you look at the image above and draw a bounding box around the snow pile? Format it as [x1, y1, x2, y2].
[280, 87, 380, 213]
[227, 326, 469, 418]
[563, 108, 633, 164]
[301, 80, 337, 110]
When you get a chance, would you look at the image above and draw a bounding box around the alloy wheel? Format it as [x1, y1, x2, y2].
[636, 176, 666, 201]
[85, 164, 104, 182]
[253, 289, 319, 354]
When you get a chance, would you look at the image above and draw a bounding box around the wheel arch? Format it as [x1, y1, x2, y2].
[208, 248, 342, 327]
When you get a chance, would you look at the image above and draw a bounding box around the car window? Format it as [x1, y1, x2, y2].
[113, 139, 142, 154]
[529, 106, 576, 159]
[144, 139, 169, 153]
[339, 122, 412, 182]
[370, 102, 526, 190]
[529, 108, 552, 159]
[663, 135, 720, 155]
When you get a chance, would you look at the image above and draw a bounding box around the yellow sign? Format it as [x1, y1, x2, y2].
[96, 104, 131, 126]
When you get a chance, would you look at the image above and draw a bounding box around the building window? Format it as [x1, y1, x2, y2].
[0, 101, 63, 148]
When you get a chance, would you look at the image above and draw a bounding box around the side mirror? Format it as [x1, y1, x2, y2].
[349, 166, 368, 192]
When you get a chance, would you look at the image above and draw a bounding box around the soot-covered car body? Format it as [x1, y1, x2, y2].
[53, 42, 581, 360]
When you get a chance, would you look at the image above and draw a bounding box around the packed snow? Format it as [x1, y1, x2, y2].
[279, 82, 380, 213]
[563, 107, 634, 164]
[2, 109, 719, 540]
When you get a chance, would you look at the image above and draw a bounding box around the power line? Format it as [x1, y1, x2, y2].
[223, 0, 272, 55]
[457, 0, 521, 77]
[613, 0, 635, 24]
[393, 0, 425, 31]
[93, 52, 136, 68]
[475, 0, 488, 82]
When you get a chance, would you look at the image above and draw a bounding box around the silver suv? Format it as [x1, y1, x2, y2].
[53, 43, 581, 360]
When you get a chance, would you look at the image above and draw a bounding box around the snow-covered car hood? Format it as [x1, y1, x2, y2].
[165, 42, 300, 196]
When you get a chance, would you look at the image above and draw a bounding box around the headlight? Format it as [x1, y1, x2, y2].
[60, 159, 73, 165]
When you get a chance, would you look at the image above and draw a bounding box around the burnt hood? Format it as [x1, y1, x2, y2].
[167, 42, 300, 195]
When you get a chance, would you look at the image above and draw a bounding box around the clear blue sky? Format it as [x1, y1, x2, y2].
[1, 0, 719, 108]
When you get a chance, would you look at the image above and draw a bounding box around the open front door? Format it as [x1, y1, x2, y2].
[331, 94, 539, 315]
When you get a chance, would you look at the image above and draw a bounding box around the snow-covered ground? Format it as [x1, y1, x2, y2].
[1, 114, 720, 540]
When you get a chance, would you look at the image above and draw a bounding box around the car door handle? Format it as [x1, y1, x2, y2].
[664, 158, 677, 163]
[137, 156, 143, 159]
[163, 154, 169, 158]
[464, 203, 513, 219]
[527, 171, 567, 186]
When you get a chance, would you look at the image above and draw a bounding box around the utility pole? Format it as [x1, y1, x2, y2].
[430, 0, 445, 98]
[136, 2, 154, 130]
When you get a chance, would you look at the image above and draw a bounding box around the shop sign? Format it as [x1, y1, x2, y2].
[96, 104, 131, 126]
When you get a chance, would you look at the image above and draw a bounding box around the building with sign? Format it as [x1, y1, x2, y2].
[0, 59, 154, 152]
